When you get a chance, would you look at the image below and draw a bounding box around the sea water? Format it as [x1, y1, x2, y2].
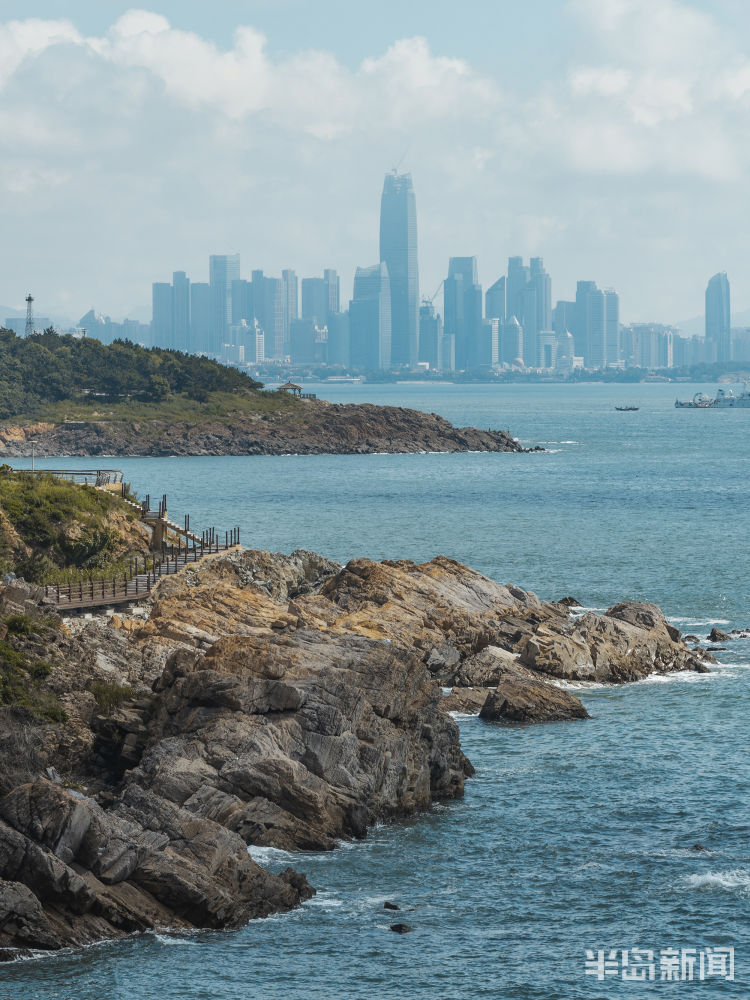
[3, 382, 749, 998]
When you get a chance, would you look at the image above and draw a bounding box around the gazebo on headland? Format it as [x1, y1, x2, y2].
[278, 381, 302, 398]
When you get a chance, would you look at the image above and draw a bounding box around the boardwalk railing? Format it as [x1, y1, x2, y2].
[44, 527, 241, 611]
[16, 469, 124, 486]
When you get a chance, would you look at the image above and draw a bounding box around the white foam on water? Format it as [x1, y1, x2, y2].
[632, 670, 722, 687]
[449, 710, 480, 719]
[247, 844, 297, 865]
[669, 618, 732, 626]
[154, 933, 196, 946]
[684, 870, 750, 895]
[304, 893, 345, 908]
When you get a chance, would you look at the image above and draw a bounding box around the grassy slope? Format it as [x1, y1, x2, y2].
[0, 471, 150, 584]
[3, 388, 303, 430]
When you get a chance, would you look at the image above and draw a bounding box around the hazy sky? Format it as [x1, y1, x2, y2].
[2, 0, 750, 325]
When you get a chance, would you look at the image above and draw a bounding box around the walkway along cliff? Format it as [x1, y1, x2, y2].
[0, 521, 716, 959]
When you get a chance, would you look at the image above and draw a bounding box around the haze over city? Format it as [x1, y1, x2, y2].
[3, 0, 750, 326]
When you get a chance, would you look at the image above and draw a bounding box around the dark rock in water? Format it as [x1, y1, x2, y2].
[384, 901, 400, 911]
[684, 635, 699, 642]
[390, 923, 413, 934]
[708, 628, 731, 643]
[479, 669, 589, 725]
[691, 844, 708, 852]
[707, 646, 727, 651]
[557, 596, 582, 607]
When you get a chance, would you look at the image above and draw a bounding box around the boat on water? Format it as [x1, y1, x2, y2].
[615, 405, 639, 411]
[675, 384, 750, 408]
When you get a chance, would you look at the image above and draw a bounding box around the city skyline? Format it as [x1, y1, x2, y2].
[3, 3, 750, 325]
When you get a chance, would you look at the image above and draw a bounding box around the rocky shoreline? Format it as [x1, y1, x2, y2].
[0, 401, 531, 458]
[0, 549, 713, 959]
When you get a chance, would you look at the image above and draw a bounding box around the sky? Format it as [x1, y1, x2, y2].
[2, 0, 750, 326]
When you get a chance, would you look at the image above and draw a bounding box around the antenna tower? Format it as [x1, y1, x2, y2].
[24, 293, 34, 337]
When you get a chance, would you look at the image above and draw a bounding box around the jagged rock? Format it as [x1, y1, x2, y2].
[0, 549, 712, 958]
[519, 603, 710, 682]
[708, 628, 731, 643]
[384, 901, 400, 910]
[454, 646, 522, 687]
[0, 881, 61, 951]
[479, 674, 589, 724]
[390, 922, 413, 933]
[129, 629, 471, 852]
[0, 779, 312, 956]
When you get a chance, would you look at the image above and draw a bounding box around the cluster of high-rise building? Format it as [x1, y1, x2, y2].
[13, 174, 744, 373]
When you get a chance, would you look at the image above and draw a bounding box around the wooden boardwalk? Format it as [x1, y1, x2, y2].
[21, 468, 242, 612]
[44, 531, 240, 611]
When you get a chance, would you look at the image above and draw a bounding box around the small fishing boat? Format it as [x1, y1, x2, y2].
[614, 405, 639, 411]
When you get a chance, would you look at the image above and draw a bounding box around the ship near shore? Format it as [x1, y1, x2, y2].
[675, 384, 750, 407]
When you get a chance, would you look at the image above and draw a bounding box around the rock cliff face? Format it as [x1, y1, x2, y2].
[0, 402, 528, 457]
[0, 549, 710, 958]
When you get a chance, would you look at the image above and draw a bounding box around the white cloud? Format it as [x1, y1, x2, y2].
[1, 2, 750, 323]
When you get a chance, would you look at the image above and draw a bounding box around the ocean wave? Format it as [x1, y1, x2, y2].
[684, 869, 750, 895]
[668, 617, 732, 626]
[247, 844, 297, 865]
[154, 933, 197, 946]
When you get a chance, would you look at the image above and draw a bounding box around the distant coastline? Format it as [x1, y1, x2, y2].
[0, 400, 530, 458]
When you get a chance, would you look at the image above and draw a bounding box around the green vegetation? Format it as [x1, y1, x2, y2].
[0, 470, 148, 584]
[88, 680, 133, 715]
[0, 328, 268, 420]
[0, 636, 64, 722]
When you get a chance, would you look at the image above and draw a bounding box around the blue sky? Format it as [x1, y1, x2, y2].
[2, 1, 750, 326]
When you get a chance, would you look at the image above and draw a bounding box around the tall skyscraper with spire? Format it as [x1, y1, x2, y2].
[705, 272, 731, 362]
[379, 171, 419, 367]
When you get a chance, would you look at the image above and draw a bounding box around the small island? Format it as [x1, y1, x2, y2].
[0, 330, 527, 457]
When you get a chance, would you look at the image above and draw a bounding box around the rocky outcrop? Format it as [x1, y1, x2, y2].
[518, 603, 709, 683]
[479, 671, 589, 724]
[0, 778, 312, 956]
[0, 403, 529, 458]
[0, 549, 711, 958]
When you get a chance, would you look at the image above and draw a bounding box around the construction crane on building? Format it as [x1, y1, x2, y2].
[422, 280, 443, 309]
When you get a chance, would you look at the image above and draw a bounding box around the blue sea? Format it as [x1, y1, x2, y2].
[4, 382, 750, 999]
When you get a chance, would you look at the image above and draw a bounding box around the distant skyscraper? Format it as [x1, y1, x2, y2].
[190, 282, 210, 354]
[444, 257, 482, 370]
[172, 271, 190, 353]
[485, 277, 506, 323]
[282, 269, 298, 353]
[573, 281, 597, 362]
[302, 270, 340, 327]
[349, 263, 391, 370]
[152, 283, 172, 349]
[418, 301, 443, 370]
[231, 279, 253, 327]
[506, 256, 530, 323]
[251, 270, 284, 359]
[379, 172, 419, 367]
[604, 289, 620, 365]
[324, 269, 340, 315]
[705, 272, 731, 362]
[327, 311, 350, 367]
[209, 254, 240, 355]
